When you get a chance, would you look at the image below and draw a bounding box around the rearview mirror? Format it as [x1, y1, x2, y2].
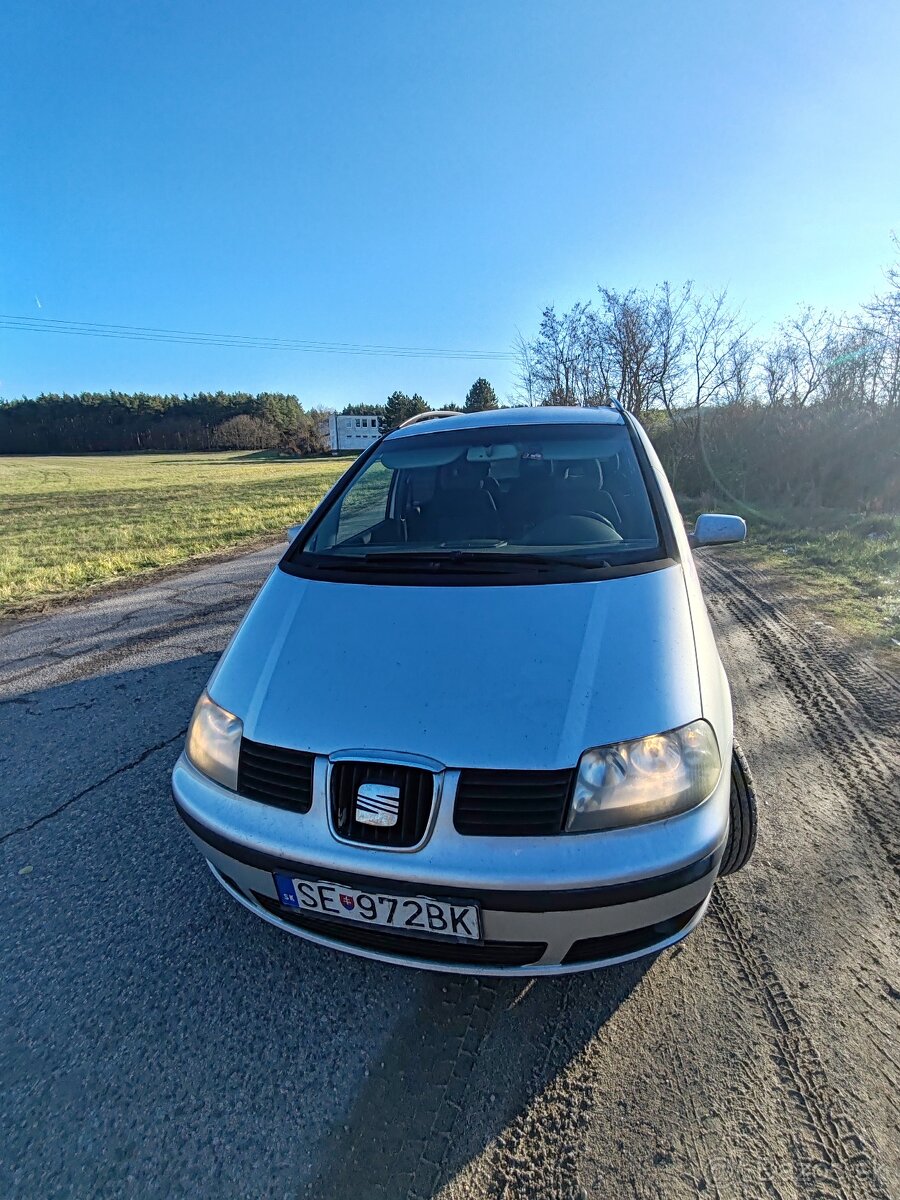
[690, 513, 747, 549]
[285, 523, 304, 543]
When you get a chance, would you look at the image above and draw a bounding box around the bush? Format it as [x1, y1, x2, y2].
[211, 414, 280, 451]
[283, 409, 330, 456]
[647, 403, 900, 514]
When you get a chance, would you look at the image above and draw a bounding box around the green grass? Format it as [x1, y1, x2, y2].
[746, 511, 900, 650]
[687, 499, 900, 653]
[2, 453, 897, 658]
[0, 452, 350, 611]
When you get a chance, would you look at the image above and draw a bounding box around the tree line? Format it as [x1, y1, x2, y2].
[511, 237, 900, 512]
[4, 232, 898, 515]
[0, 391, 329, 455]
[344, 377, 500, 432]
[514, 240, 900, 419]
[0, 377, 501, 454]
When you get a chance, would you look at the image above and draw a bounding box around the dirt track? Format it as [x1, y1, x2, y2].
[1, 548, 898, 1199]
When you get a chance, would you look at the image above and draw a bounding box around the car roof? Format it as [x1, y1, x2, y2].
[387, 405, 625, 440]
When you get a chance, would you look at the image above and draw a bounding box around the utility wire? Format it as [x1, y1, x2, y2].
[0, 314, 514, 361]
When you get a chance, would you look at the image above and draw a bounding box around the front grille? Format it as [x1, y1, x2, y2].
[562, 904, 702, 965]
[454, 768, 574, 836]
[251, 892, 545, 966]
[237, 738, 315, 812]
[330, 761, 433, 848]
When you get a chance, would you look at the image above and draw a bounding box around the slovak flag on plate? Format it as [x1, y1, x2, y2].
[339, 893, 355, 911]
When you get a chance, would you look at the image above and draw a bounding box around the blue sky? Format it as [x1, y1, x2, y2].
[2, 0, 899, 407]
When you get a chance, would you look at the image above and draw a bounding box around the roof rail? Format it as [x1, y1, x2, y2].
[398, 410, 461, 429]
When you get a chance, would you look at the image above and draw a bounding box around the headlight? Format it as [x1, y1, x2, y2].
[566, 720, 721, 832]
[185, 692, 243, 790]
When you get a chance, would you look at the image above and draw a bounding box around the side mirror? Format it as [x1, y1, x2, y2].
[689, 513, 747, 549]
[285, 523, 304, 543]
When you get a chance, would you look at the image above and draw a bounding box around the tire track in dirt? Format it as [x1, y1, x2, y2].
[701, 557, 900, 885]
[437, 560, 898, 1200]
[460, 561, 899, 1200]
[411, 981, 503, 1200]
[703, 557, 899, 1197]
[712, 893, 891, 1200]
[431, 964, 653, 1200]
[715, 559, 900, 737]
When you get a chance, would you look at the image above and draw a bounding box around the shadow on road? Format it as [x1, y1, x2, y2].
[2, 655, 651, 1199]
[305, 958, 652, 1200]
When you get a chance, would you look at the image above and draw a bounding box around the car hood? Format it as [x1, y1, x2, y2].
[208, 563, 701, 771]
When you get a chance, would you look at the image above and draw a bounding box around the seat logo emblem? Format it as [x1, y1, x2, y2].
[355, 782, 401, 827]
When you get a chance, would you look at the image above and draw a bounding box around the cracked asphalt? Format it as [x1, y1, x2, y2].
[2, 547, 898, 1199]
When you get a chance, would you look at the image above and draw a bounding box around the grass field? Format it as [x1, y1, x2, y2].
[2, 453, 898, 657]
[681, 499, 900, 652]
[741, 509, 900, 651]
[0, 452, 350, 612]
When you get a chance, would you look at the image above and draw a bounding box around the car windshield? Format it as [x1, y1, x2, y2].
[292, 422, 664, 575]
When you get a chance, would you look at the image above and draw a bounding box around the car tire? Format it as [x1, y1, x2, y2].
[718, 741, 758, 876]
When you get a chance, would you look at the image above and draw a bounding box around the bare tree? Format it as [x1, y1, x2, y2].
[763, 306, 835, 407]
[514, 303, 605, 407]
[820, 326, 872, 410]
[593, 284, 692, 417]
[510, 232, 900, 446]
[860, 233, 900, 408]
[512, 329, 537, 406]
[532, 304, 593, 406]
[513, 283, 695, 415]
[595, 288, 659, 416]
[684, 291, 751, 410]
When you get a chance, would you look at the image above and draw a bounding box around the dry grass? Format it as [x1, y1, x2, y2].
[682, 498, 900, 652]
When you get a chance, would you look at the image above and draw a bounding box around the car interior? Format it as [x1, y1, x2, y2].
[402, 455, 629, 545]
[304, 431, 663, 557]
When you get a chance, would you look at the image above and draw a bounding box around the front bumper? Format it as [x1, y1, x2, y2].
[172, 754, 728, 976]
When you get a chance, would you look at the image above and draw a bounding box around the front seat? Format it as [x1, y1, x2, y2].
[559, 460, 622, 528]
[501, 458, 557, 537]
[415, 462, 500, 543]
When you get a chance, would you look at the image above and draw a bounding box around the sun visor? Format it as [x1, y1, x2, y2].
[536, 438, 625, 461]
[381, 446, 466, 469]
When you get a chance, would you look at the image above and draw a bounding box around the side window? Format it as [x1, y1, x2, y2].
[334, 462, 394, 544]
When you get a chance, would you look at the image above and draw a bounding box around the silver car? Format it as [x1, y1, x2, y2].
[172, 406, 757, 975]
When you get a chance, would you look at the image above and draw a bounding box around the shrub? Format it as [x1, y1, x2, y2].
[647, 403, 900, 514]
[211, 414, 280, 451]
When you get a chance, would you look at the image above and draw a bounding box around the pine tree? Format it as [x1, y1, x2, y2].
[382, 391, 429, 431]
[463, 378, 499, 412]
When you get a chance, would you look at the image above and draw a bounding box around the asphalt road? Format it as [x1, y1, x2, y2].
[2, 547, 898, 1199]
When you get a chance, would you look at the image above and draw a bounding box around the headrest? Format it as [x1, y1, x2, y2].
[440, 461, 487, 490]
[563, 460, 603, 486]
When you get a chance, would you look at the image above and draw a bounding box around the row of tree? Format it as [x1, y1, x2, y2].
[0, 377, 502, 454]
[343, 378, 500, 432]
[0, 391, 332, 455]
[508, 238, 900, 507]
[513, 237, 900, 423]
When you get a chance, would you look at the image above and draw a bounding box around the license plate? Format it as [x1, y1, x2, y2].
[273, 874, 482, 941]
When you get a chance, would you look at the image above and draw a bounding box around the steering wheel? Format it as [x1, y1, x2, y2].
[522, 511, 622, 546]
[572, 509, 618, 533]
